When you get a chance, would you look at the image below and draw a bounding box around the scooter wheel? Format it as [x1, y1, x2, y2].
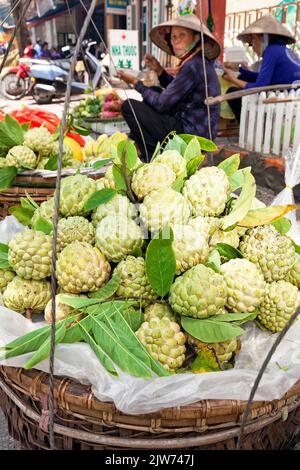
[0, 72, 27, 100]
[32, 87, 53, 105]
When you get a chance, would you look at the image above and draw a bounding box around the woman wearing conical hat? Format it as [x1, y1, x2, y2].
[223, 14, 300, 122]
[118, 11, 221, 162]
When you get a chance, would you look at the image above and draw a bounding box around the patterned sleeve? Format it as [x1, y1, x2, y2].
[158, 69, 174, 88]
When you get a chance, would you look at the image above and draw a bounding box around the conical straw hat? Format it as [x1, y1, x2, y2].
[150, 14, 221, 60]
[237, 14, 295, 44]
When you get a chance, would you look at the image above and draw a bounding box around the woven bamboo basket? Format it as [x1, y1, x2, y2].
[0, 366, 299, 450]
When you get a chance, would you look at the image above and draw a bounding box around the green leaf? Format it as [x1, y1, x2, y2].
[150, 141, 161, 161]
[292, 241, 300, 255]
[121, 307, 144, 332]
[222, 168, 256, 229]
[0, 243, 8, 254]
[3, 115, 24, 145]
[8, 206, 33, 226]
[272, 217, 292, 235]
[72, 124, 91, 136]
[239, 205, 296, 227]
[164, 134, 187, 154]
[186, 155, 205, 177]
[191, 349, 221, 373]
[183, 137, 201, 163]
[209, 312, 257, 323]
[205, 249, 221, 273]
[0, 243, 10, 269]
[32, 216, 53, 235]
[215, 243, 243, 259]
[218, 153, 240, 177]
[88, 273, 121, 300]
[181, 316, 245, 343]
[21, 122, 30, 132]
[179, 134, 218, 152]
[23, 322, 66, 369]
[59, 295, 106, 310]
[172, 175, 186, 192]
[84, 188, 117, 212]
[79, 322, 118, 375]
[62, 314, 92, 343]
[146, 227, 176, 297]
[3, 324, 51, 359]
[229, 168, 247, 192]
[44, 154, 58, 171]
[112, 164, 127, 191]
[21, 193, 39, 211]
[0, 166, 17, 190]
[92, 158, 111, 169]
[117, 140, 137, 170]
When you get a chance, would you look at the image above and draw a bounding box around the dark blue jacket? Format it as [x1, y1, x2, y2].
[241, 41, 300, 89]
[135, 52, 221, 140]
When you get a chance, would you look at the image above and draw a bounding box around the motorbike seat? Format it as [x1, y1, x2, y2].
[50, 60, 71, 71]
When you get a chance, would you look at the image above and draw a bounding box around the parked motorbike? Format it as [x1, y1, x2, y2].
[0, 40, 111, 104]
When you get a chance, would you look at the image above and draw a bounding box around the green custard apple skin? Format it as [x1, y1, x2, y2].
[169, 264, 228, 319]
[209, 228, 240, 250]
[136, 317, 186, 371]
[58, 174, 96, 216]
[51, 141, 73, 167]
[24, 127, 53, 157]
[187, 334, 239, 364]
[183, 167, 230, 217]
[239, 225, 296, 282]
[0, 269, 15, 293]
[56, 241, 111, 293]
[6, 145, 37, 169]
[31, 198, 55, 227]
[257, 280, 300, 333]
[139, 188, 191, 233]
[144, 303, 177, 322]
[188, 216, 221, 241]
[92, 194, 137, 227]
[3, 276, 51, 314]
[172, 224, 209, 274]
[57, 216, 95, 251]
[114, 256, 158, 307]
[44, 293, 83, 323]
[95, 166, 116, 191]
[131, 162, 176, 199]
[95, 215, 144, 262]
[286, 254, 300, 289]
[8, 229, 52, 280]
[220, 259, 266, 313]
[154, 150, 187, 178]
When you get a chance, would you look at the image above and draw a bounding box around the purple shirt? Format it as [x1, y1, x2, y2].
[135, 52, 221, 140]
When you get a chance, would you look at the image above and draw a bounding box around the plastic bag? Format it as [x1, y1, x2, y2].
[272, 144, 300, 244]
[0, 215, 26, 244]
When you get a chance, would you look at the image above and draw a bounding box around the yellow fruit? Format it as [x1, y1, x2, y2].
[63, 136, 84, 162]
[84, 139, 96, 158]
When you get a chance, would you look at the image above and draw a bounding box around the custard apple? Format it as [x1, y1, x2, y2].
[51, 141, 73, 167]
[58, 174, 96, 216]
[139, 188, 191, 233]
[239, 225, 296, 282]
[257, 280, 300, 333]
[209, 228, 240, 250]
[154, 150, 187, 178]
[92, 194, 137, 227]
[136, 317, 186, 371]
[220, 259, 265, 313]
[44, 293, 83, 323]
[8, 229, 52, 280]
[114, 256, 158, 307]
[169, 265, 227, 319]
[24, 127, 53, 157]
[172, 224, 209, 274]
[188, 216, 221, 241]
[144, 303, 177, 322]
[0, 158, 7, 167]
[187, 334, 239, 365]
[183, 167, 230, 216]
[95, 166, 116, 191]
[0, 269, 15, 293]
[3, 276, 51, 314]
[6, 145, 37, 169]
[95, 215, 143, 262]
[31, 198, 55, 227]
[131, 162, 176, 199]
[57, 216, 95, 252]
[286, 254, 300, 289]
[56, 241, 111, 293]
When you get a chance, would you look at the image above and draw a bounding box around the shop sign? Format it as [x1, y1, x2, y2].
[108, 29, 139, 71]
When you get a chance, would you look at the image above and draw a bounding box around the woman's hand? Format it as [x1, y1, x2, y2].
[222, 67, 247, 89]
[144, 54, 163, 75]
[118, 70, 138, 86]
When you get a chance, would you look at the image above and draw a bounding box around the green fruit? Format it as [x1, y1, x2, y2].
[139, 188, 191, 233]
[286, 254, 300, 289]
[172, 224, 209, 274]
[114, 256, 158, 307]
[24, 127, 53, 157]
[183, 167, 230, 216]
[44, 293, 83, 323]
[144, 303, 177, 322]
[136, 317, 186, 371]
[239, 225, 296, 282]
[8, 229, 52, 280]
[220, 259, 265, 313]
[56, 241, 111, 293]
[3, 276, 51, 314]
[188, 216, 221, 240]
[95, 215, 144, 262]
[187, 334, 239, 365]
[0, 269, 15, 293]
[95, 166, 116, 190]
[92, 194, 137, 227]
[209, 228, 240, 250]
[131, 162, 176, 199]
[6, 145, 37, 169]
[257, 280, 300, 333]
[58, 174, 96, 216]
[169, 265, 227, 319]
[57, 216, 95, 251]
[51, 141, 73, 167]
[31, 198, 55, 227]
[154, 150, 187, 178]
